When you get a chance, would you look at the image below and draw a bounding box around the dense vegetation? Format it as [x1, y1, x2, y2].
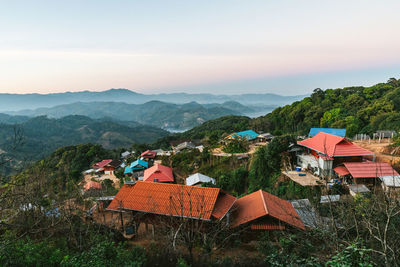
[0, 115, 168, 175]
[254, 78, 400, 137]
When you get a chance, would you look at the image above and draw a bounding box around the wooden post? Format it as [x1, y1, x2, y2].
[120, 211, 124, 230]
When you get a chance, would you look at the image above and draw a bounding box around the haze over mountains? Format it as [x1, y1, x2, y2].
[0, 89, 307, 111]
[7, 101, 249, 130]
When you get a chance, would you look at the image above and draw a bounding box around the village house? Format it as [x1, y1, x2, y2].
[308, 128, 346, 137]
[257, 132, 274, 142]
[186, 173, 216, 187]
[225, 130, 259, 144]
[143, 163, 174, 183]
[153, 149, 172, 157]
[380, 176, 400, 195]
[334, 162, 399, 186]
[92, 159, 121, 175]
[140, 150, 157, 161]
[347, 184, 371, 197]
[173, 141, 196, 153]
[230, 190, 305, 231]
[121, 151, 134, 159]
[124, 159, 149, 179]
[106, 181, 237, 232]
[296, 132, 376, 179]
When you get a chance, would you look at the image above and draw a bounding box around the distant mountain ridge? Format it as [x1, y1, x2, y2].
[0, 88, 307, 111]
[6, 101, 254, 130]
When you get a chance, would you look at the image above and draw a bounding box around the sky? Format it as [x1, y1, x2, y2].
[1, 0, 400, 95]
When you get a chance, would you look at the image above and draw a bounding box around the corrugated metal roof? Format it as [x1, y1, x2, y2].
[334, 166, 350, 176]
[92, 159, 113, 169]
[186, 173, 216, 186]
[344, 162, 399, 178]
[230, 190, 305, 230]
[130, 159, 149, 170]
[141, 150, 156, 158]
[124, 166, 133, 174]
[298, 132, 375, 157]
[143, 164, 174, 182]
[107, 181, 234, 220]
[380, 176, 400, 187]
[309, 128, 346, 137]
[230, 130, 259, 140]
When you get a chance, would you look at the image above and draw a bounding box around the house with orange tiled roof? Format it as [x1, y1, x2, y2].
[296, 132, 376, 179]
[230, 190, 305, 231]
[106, 181, 236, 233]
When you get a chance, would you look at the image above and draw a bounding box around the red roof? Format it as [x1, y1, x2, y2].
[298, 132, 375, 157]
[334, 166, 350, 176]
[143, 164, 174, 182]
[343, 162, 399, 178]
[84, 181, 102, 191]
[92, 159, 113, 169]
[107, 181, 235, 220]
[141, 150, 156, 158]
[230, 190, 305, 230]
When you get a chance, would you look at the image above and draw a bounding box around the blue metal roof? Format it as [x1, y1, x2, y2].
[129, 159, 148, 170]
[124, 166, 133, 174]
[309, 128, 346, 137]
[232, 130, 259, 140]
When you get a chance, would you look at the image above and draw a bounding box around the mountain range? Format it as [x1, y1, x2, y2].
[6, 101, 257, 130]
[0, 89, 307, 112]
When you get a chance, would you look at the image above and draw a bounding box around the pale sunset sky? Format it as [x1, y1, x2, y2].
[1, 0, 400, 95]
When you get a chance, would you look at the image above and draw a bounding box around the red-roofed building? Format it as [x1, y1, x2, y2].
[92, 159, 121, 175]
[143, 164, 174, 183]
[107, 181, 236, 222]
[141, 150, 156, 160]
[333, 162, 399, 185]
[230, 190, 305, 231]
[297, 132, 375, 179]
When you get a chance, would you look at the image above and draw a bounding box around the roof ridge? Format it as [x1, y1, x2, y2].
[259, 190, 269, 215]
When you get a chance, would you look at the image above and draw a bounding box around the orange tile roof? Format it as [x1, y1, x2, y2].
[107, 184, 134, 211]
[298, 132, 375, 157]
[211, 192, 236, 220]
[143, 164, 174, 182]
[230, 190, 305, 230]
[107, 181, 235, 220]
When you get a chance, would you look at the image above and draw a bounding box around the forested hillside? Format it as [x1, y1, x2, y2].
[157, 78, 400, 145]
[9, 101, 248, 130]
[0, 115, 169, 174]
[252, 78, 400, 137]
